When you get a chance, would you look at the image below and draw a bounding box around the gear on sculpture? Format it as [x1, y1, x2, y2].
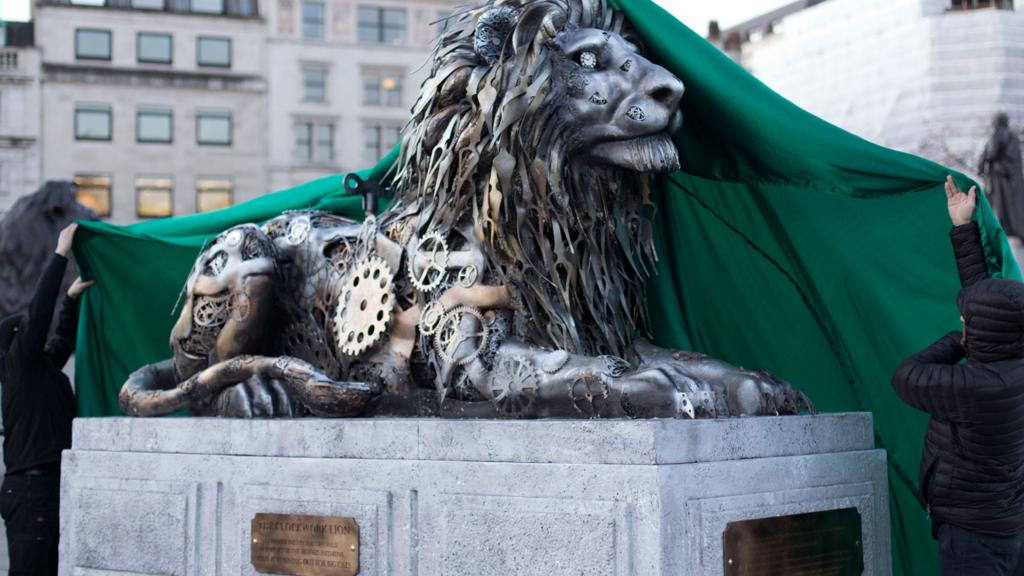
[491, 355, 539, 414]
[408, 232, 449, 293]
[433, 305, 489, 366]
[334, 256, 395, 357]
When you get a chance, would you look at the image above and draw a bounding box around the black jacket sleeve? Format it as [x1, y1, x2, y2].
[18, 254, 68, 356]
[950, 222, 989, 288]
[45, 293, 80, 368]
[892, 331, 976, 422]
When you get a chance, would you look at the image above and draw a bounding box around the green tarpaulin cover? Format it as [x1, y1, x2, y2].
[70, 1, 1019, 574]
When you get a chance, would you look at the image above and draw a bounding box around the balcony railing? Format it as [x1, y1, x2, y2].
[948, 0, 1015, 10]
[0, 51, 18, 71]
[43, 0, 259, 18]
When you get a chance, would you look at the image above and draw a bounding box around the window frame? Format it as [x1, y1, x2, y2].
[136, 105, 174, 144]
[357, 6, 407, 45]
[302, 1, 325, 40]
[74, 103, 113, 142]
[196, 36, 232, 68]
[73, 173, 113, 218]
[136, 32, 173, 64]
[195, 176, 234, 213]
[131, 0, 165, 9]
[196, 109, 233, 146]
[362, 69, 402, 106]
[75, 28, 112, 61]
[294, 120, 335, 163]
[135, 175, 174, 219]
[302, 67, 327, 102]
[190, 0, 225, 14]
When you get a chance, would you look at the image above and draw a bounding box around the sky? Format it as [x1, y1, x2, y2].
[1, 0, 791, 28]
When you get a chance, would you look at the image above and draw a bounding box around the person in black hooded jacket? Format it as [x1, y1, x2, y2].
[892, 176, 1024, 576]
[0, 223, 92, 576]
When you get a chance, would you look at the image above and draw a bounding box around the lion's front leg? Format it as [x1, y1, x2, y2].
[633, 340, 814, 416]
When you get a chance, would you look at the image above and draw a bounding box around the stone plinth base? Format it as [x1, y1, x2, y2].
[60, 414, 890, 576]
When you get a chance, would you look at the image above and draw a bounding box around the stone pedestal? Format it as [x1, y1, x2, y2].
[60, 414, 890, 576]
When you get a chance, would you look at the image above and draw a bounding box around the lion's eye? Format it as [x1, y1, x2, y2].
[577, 51, 598, 69]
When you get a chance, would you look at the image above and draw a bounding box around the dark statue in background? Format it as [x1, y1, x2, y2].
[120, 0, 814, 420]
[0, 181, 96, 331]
[979, 112, 1024, 238]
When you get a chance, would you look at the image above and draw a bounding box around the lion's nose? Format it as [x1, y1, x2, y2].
[644, 68, 684, 109]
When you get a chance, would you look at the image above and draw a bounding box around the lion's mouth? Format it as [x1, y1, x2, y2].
[590, 132, 681, 173]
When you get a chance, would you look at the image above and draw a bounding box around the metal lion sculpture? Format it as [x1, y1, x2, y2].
[121, 0, 814, 419]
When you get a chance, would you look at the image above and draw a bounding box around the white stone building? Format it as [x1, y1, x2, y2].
[0, 22, 41, 210]
[263, 0, 459, 191]
[721, 0, 1023, 177]
[34, 0, 268, 224]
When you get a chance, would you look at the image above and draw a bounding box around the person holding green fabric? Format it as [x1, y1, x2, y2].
[891, 177, 1024, 576]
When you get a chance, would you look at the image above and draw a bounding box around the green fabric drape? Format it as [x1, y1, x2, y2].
[71, 3, 1017, 574]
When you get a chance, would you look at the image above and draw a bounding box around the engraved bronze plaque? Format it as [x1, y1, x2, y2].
[723, 508, 863, 576]
[250, 513, 359, 576]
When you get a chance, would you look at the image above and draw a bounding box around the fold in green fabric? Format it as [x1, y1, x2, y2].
[71, 3, 1017, 574]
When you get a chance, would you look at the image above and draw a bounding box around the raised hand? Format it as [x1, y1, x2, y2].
[945, 175, 977, 227]
[55, 223, 78, 257]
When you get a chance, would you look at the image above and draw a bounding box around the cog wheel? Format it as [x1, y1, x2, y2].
[334, 256, 395, 357]
[408, 231, 449, 293]
[432, 305, 489, 366]
[491, 355, 539, 414]
[193, 294, 231, 328]
[457, 265, 478, 288]
[286, 216, 312, 245]
[418, 301, 445, 336]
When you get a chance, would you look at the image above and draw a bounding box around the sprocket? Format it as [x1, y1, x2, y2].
[432, 305, 489, 366]
[408, 231, 449, 293]
[334, 256, 396, 357]
[491, 355, 539, 414]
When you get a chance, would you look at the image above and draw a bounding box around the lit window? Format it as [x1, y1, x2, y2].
[136, 175, 173, 218]
[363, 124, 400, 163]
[137, 32, 172, 64]
[303, 1, 324, 39]
[303, 67, 327, 102]
[137, 106, 173, 143]
[197, 37, 231, 67]
[357, 6, 405, 45]
[75, 103, 112, 141]
[191, 0, 224, 14]
[73, 174, 112, 217]
[363, 70, 402, 106]
[196, 177, 233, 212]
[196, 109, 232, 145]
[294, 121, 334, 163]
[75, 29, 111, 61]
[132, 0, 164, 9]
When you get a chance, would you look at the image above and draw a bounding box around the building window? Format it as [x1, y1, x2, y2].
[73, 174, 112, 217]
[75, 104, 112, 141]
[196, 177, 233, 212]
[132, 0, 164, 9]
[136, 175, 173, 218]
[191, 0, 224, 14]
[137, 106, 173, 143]
[75, 29, 112, 61]
[363, 124, 400, 163]
[196, 37, 231, 68]
[197, 109, 232, 145]
[363, 70, 402, 106]
[137, 32, 172, 64]
[303, 67, 327, 102]
[302, 1, 325, 39]
[70, 0, 105, 6]
[294, 121, 334, 163]
[357, 6, 406, 45]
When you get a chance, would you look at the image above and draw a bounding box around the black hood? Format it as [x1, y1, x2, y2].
[0, 313, 25, 357]
[957, 278, 1024, 363]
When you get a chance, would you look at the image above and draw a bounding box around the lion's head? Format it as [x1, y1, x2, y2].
[391, 0, 684, 359]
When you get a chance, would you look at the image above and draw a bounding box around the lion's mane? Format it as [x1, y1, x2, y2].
[389, 0, 656, 359]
